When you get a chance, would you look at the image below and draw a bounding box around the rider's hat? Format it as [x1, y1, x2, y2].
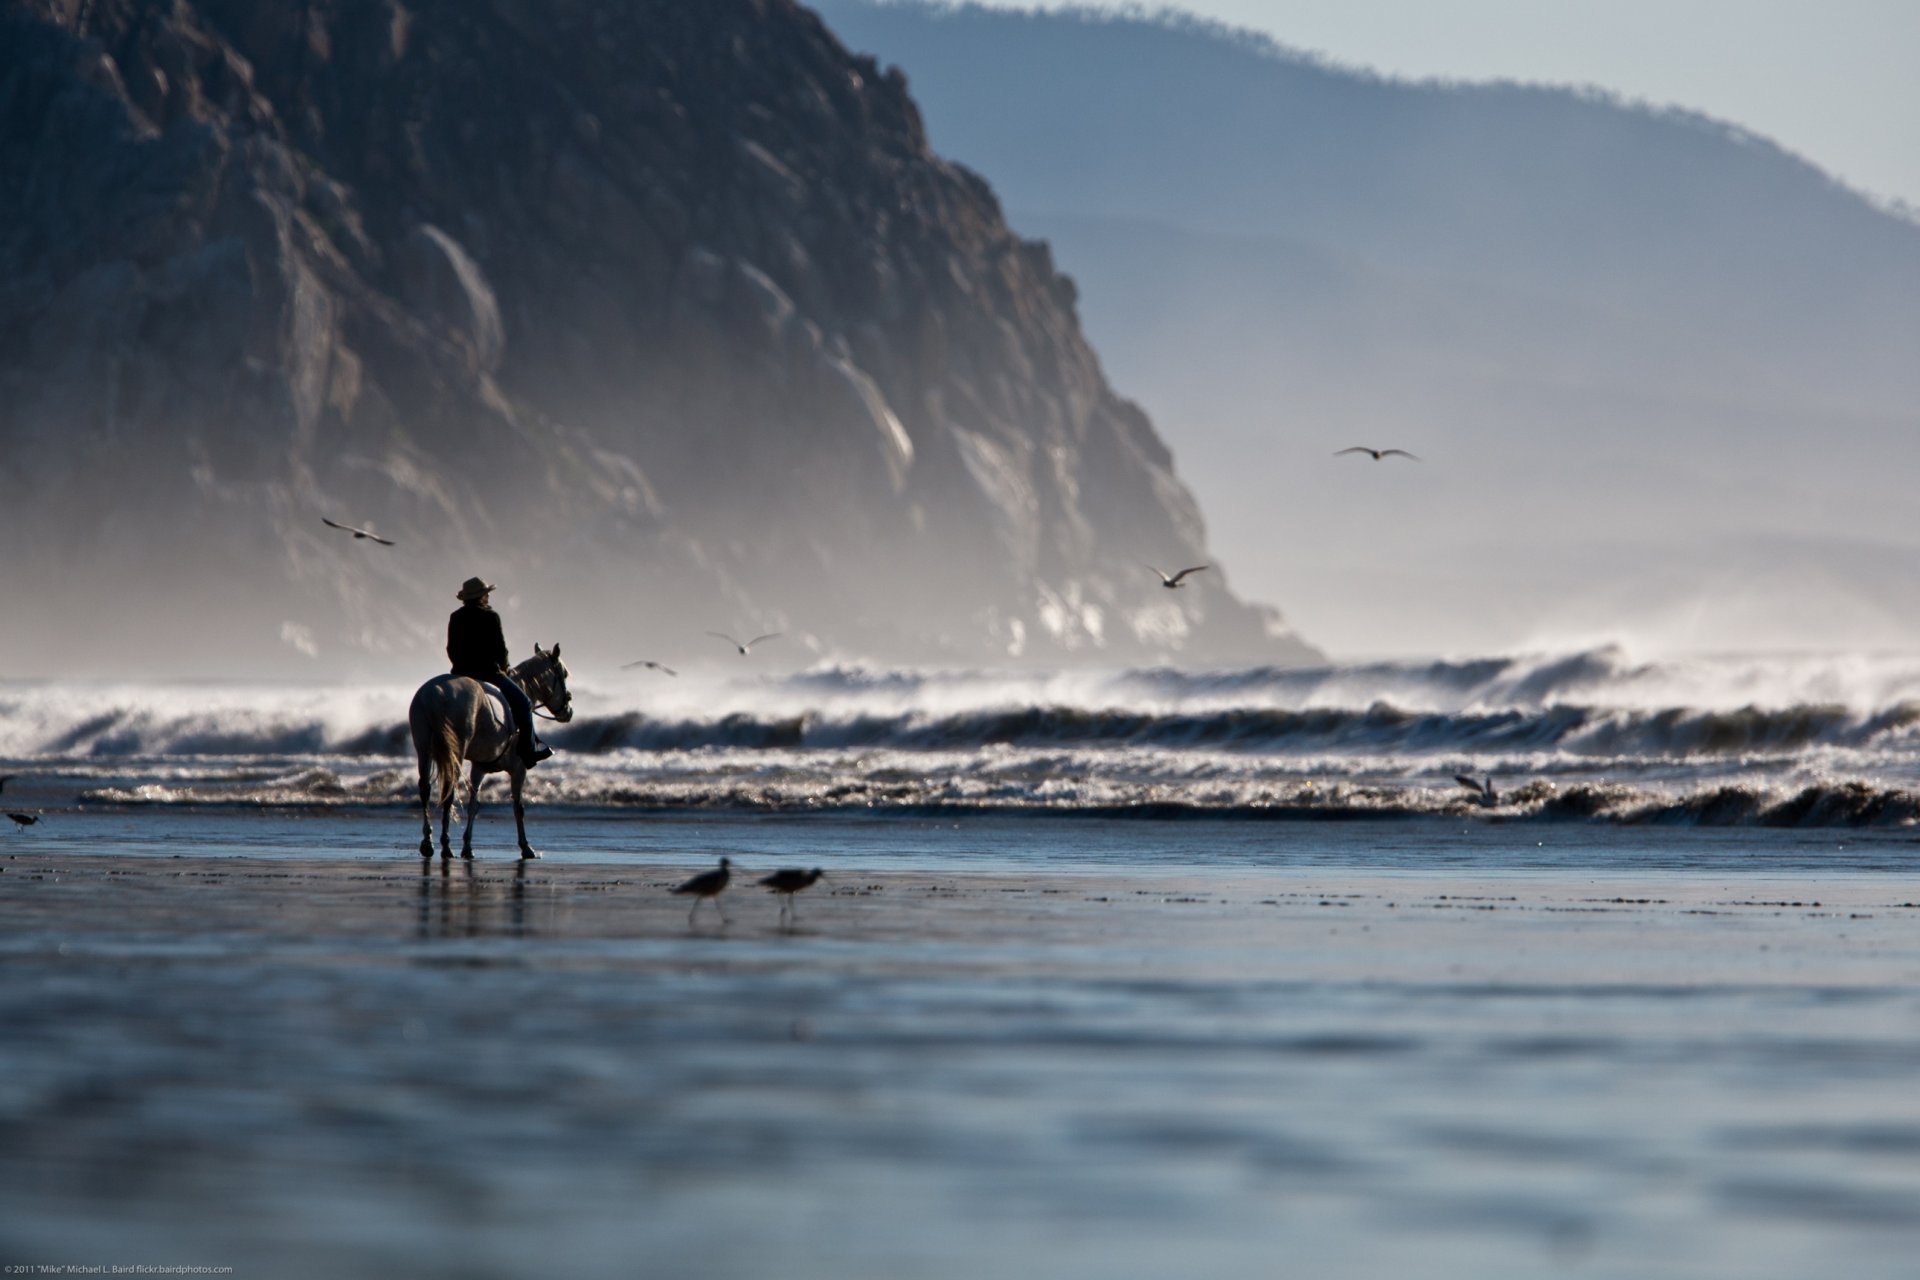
[456, 576, 495, 602]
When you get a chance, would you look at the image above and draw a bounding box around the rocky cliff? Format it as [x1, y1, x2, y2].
[0, 0, 1316, 675]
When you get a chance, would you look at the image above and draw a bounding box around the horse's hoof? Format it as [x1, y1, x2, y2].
[461, 850, 475, 861]
[419, 843, 433, 858]
[520, 848, 542, 860]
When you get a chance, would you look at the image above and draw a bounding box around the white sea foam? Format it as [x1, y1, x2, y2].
[13, 647, 1920, 824]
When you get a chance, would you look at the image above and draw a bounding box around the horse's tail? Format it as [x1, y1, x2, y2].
[432, 717, 462, 807]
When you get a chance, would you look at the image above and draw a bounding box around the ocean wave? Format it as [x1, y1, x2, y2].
[68, 769, 1920, 829]
[547, 700, 1920, 758]
[10, 688, 1920, 764]
[782, 646, 1920, 715]
[11, 646, 1920, 781]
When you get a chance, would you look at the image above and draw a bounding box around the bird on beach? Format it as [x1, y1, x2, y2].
[321, 517, 395, 546]
[672, 857, 732, 923]
[759, 867, 824, 921]
[622, 659, 678, 676]
[1454, 775, 1498, 807]
[707, 631, 781, 656]
[1147, 564, 1208, 589]
[1335, 446, 1419, 462]
[6, 812, 38, 831]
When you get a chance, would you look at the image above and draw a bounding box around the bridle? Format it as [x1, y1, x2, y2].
[512, 650, 574, 723]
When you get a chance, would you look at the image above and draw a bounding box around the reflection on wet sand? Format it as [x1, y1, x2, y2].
[416, 858, 540, 939]
[5, 853, 1920, 1280]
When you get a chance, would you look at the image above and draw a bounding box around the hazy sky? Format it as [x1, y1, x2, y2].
[965, 0, 1920, 210]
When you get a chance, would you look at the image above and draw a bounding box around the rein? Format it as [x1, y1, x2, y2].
[512, 654, 569, 723]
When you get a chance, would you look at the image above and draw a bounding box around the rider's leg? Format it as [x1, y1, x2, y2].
[497, 674, 551, 766]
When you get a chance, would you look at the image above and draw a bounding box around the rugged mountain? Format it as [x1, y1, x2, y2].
[817, 2, 1920, 655]
[0, 0, 1315, 676]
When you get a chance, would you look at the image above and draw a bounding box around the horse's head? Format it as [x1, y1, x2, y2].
[521, 643, 575, 723]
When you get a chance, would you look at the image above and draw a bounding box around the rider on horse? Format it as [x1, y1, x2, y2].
[448, 577, 552, 768]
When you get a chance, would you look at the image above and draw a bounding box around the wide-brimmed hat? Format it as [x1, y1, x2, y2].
[456, 576, 495, 601]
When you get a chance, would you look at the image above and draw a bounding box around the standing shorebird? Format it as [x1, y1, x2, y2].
[707, 631, 782, 656]
[758, 867, 824, 922]
[672, 857, 733, 923]
[1146, 565, 1208, 589]
[6, 812, 38, 831]
[1454, 775, 1498, 807]
[320, 517, 396, 546]
[1335, 446, 1419, 462]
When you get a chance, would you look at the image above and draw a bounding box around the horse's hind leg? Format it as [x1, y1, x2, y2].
[510, 765, 539, 860]
[417, 755, 435, 858]
[461, 766, 483, 859]
[439, 777, 456, 860]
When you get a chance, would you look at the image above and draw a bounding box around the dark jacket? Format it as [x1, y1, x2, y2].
[447, 603, 509, 680]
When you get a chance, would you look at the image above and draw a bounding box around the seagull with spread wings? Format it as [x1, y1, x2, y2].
[321, 517, 396, 546]
[1454, 774, 1498, 806]
[621, 659, 679, 676]
[1335, 447, 1420, 462]
[1147, 564, 1209, 589]
[708, 631, 782, 655]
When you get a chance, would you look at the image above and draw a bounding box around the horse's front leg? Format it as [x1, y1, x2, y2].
[461, 765, 484, 859]
[509, 763, 540, 860]
[417, 754, 434, 858]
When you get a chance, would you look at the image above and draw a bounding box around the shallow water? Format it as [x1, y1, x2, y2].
[7, 805, 1920, 874]
[3, 815, 1920, 1277]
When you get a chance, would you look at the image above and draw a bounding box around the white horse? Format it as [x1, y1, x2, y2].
[410, 645, 574, 860]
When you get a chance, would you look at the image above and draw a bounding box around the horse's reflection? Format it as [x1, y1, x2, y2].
[416, 858, 539, 939]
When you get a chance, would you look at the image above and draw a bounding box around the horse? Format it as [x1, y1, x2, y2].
[410, 644, 574, 860]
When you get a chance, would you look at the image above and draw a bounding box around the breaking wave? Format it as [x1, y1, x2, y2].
[14, 646, 1920, 827]
[9, 692, 1920, 763]
[540, 700, 1920, 758]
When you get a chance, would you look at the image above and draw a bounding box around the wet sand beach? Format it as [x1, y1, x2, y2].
[4, 844, 1920, 1278]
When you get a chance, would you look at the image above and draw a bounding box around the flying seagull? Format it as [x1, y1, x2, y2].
[1335, 447, 1420, 462]
[1147, 564, 1209, 589]
[6, 812, 38, 831]
[707, 631, 782, 655]
[672, 857, 733, 923]
[1454, 774, 1498, 806]
[321, 517, 395, 546]
[621, 660, 679, 676]
[759, 867, 825, 922]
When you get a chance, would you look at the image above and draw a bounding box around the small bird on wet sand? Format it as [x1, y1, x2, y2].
[621, 659, 678, 676]
[1454, 775, 1498, 806]
[759, 867, 824, 921]
[321, 517, 395, 546]
[1336, 447, 1419, 462]
[708, 631, 781, 656]
[672, 857, 732, 922]
[1147, 565, 1208, 589]
[6, 812, 38, 831]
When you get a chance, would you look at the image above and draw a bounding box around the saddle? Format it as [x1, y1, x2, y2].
[464, 677, 522, 767]
[476, 681, 516, 736]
